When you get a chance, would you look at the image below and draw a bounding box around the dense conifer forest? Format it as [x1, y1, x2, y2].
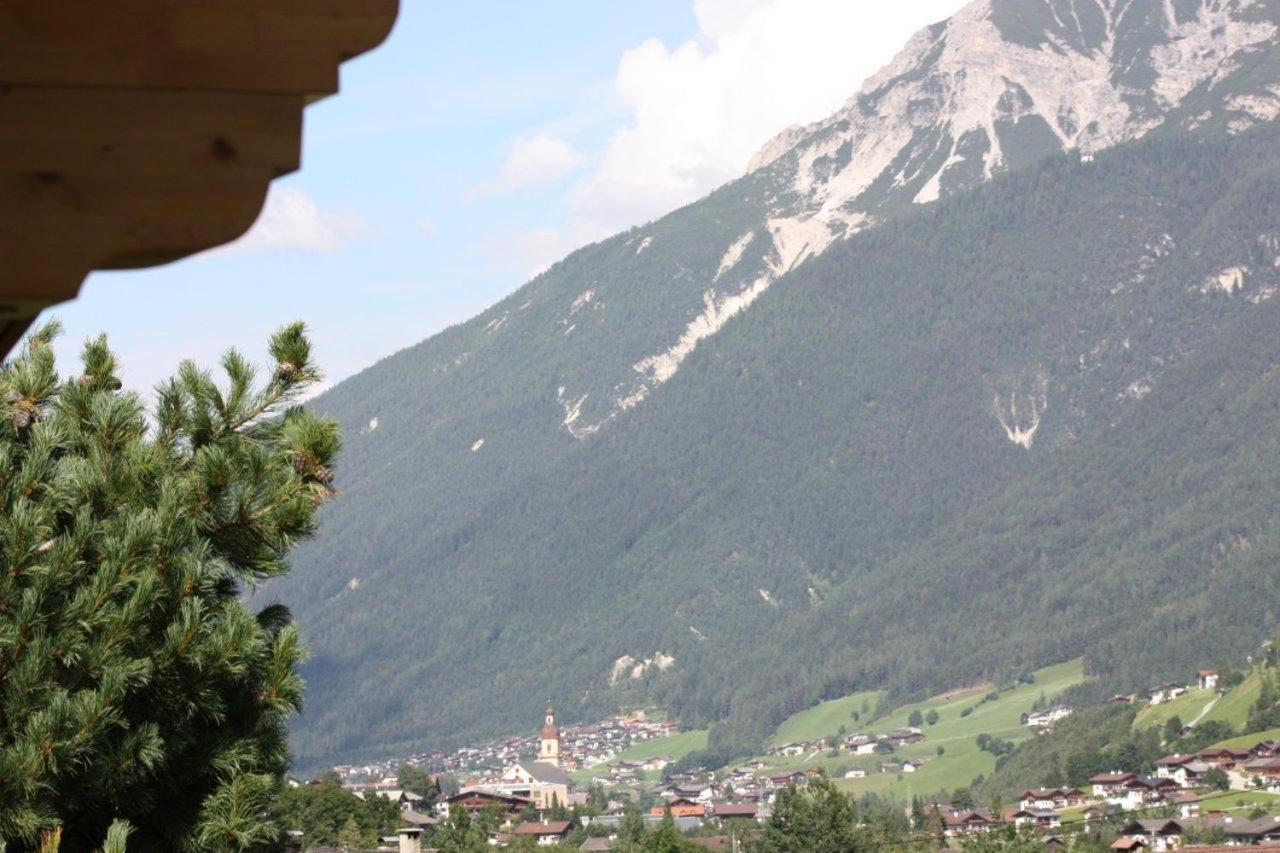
[275, 122, 1280, 769]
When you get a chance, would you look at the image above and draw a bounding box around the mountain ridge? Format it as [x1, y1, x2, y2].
[271, 0, 1280, 769]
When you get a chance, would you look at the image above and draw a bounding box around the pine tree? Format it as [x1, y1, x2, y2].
[336, 816, 362, 852]
[0, 323, 339, 850]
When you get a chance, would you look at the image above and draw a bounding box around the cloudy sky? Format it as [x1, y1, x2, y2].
[50, 0, 964, 393]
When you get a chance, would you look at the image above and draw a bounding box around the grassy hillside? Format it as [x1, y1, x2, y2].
[617, 730, 708, 763]
[976, 662, 1280, 799]
[769, 691, 884, 747]
[1209, 726, 1280, 750]
[738, 661, 1087, 799]
[1131, 669, 1266, 734]
[1133, 688, 1216, 730]
[1204, 673, 1266, 729]
[571, 730, 708, 785]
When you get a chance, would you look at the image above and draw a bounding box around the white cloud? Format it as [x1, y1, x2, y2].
[469, 133, 584, 198]
[418, 218, 438, 241]
[491, 0, 964, 270]
[228, 185, 371, 254]
[473, 225, 588, 279]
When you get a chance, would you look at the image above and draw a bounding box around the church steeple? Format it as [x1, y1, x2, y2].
[538, 706, 561, 766]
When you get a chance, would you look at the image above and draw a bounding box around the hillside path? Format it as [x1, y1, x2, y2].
[1189, 697, 1220, 727]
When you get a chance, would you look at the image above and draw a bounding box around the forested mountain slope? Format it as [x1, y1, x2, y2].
[268, 0, 1280, 769]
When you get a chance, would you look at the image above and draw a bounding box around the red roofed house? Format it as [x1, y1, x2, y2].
[651, 799, 705, 818]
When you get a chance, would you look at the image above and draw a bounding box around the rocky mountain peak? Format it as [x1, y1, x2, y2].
[550, 0, 1280, 438]
[750, 0, 1278, 195]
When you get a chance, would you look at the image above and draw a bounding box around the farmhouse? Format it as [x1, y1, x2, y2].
[512, 819, 573, 846]
[942, 810, 997, 837]
[443, 789, 531, 819]
[1196, 815, 1280, 845]
[1012, 810, 1063, 830]
[1090, 772, 1139, 800]
[710, 803, 760, 824]
[886, 729, 926, 745]
[1019, 788, 1085, 811]
[1155, 754, 1214, 787]
[1197, 748, 1252, 771]
[1120, 776, 1179, 809]
[1119, 819, 1184, 853]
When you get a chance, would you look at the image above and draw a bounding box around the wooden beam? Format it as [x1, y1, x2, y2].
[0, 1, 398, 97]
[0, 0, 398, 353]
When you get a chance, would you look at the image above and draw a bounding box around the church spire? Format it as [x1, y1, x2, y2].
[538, 706, 561, 766]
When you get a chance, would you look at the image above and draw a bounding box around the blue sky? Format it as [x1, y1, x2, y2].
[49, 0, 963, 394]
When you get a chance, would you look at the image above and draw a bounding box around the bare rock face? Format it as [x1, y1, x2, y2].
[750, 0, 1278, 220]
[565, 0, 1280, 437]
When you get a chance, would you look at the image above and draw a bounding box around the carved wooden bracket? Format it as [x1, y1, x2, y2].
[0, 0, 399, 353]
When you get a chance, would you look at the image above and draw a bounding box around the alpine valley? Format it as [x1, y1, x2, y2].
[270, 0, 1280, 770]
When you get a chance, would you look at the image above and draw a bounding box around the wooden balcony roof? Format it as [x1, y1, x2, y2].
[0, 0, 399, 353]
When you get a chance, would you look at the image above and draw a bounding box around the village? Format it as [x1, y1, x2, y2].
[332, 708, 680, 795]
[310, 664, 1280, 850]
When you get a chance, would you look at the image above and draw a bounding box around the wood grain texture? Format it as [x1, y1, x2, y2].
[0, 0, 398, 348]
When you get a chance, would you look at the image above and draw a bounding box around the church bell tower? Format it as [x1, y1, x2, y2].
[538, 706, 561, 766]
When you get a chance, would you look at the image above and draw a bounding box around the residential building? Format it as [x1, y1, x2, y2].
[513, 819, 573, 847]
[651, 799, 705, 818]
[1091, 772, 1139, 801]
[942, 810, 997, 837]
[442, 789, 530, 819]
[710, 803, 760, 824]
[1012, 810, 1063, 831]
[1119, 819, 1184, 852]
[1019, 788, 1085, 811]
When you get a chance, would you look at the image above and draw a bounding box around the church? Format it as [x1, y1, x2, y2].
[500, 708, 578, 809]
